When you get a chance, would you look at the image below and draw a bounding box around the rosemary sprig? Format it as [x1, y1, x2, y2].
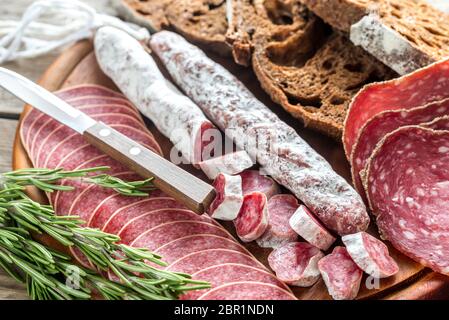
[0, 167, 210, 300]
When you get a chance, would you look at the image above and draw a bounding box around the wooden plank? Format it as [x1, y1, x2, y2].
[0, 118, 27, 298]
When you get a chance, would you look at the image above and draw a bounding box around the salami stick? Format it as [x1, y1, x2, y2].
[150, 31, 369, 235]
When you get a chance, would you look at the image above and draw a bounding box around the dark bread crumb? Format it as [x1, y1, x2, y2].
[116, 0, 170, 31]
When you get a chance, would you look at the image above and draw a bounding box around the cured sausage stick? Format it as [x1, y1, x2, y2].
[150, 31, 369, 236]
[94, 27, 215, 166]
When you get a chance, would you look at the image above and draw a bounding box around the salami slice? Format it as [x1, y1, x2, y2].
[256, 194, 299, 248]
[55, 84, 125, 100]
[344, 58, 449, 160]
[342, 232, 399, 278]
[318, 246, 363, 300]
[154, 234, 252, 264]
[151, 30, 370, 235]
[67, 97, 135, 109]
[424, 115, 449, 131]
[129, 220, 230, 250]
[207, 173, 243, 221]
[197, 282, 297, 300]
[234, 192, 268, 242]
[268, 242, 323, 287]
[166, 248, 266, 275]
[365, 126, 449, 274]
[240, 170, 279, 199]
[182, 263, 290, 300]
[120, 209, 213, 245]
[351, 98, 449, 198]
[199, 151, 254, 180]
[95, 27, 217, 166]
[289, 205, 336, 251]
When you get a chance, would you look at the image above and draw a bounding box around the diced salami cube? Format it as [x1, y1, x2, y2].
[289, 205, 336, 251]
[199, 150, 254, 180]
[240, 170, 279, 199]
[208, 173, 243, 221]
[268, 242, 324, 287]
[342, 232, 399, 278]
[234, 192, 268, 242]
[318, 246, 363, 300]
[256, 194, 299, 248]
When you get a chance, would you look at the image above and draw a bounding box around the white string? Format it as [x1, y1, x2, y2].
[0, 0, 150, 64]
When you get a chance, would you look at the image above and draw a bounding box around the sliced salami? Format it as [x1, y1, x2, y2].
[344, 58, 449, 160]
[154, 234, 252, 264]
[318, 246, 363, 300]
[256, 194, 299, 249]
[120, 209, 213, 245]
[166, 248, 266, 275]
[55, 84, 125, 100]
[365, 126, 449, 274]
[268, 242, 323, 287]
[197, 282, 297, 300]
[240, 170, 279, 198]
[351, 98, 449, 198]
[207, 173, 243, 221]
[289, 205, 336, 251]
[94, 27, 217, 166]
[234, 192, 268, 242]
[151, 30, 370, 236]
[129, 220, 229, 250]
[182, 263, 289, 300]
[199, 151, 254, 180]
[424, 115, 449, 131]
[342, 232, 399, 278]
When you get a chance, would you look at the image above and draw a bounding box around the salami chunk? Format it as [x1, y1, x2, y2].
[365, 126, 449, 274]
[318, 246, 363, 300]
[234, 192, 268, 242]
[150, 31, 369, 235]
[342, 232, 399, 278]
[256, 194, 299, 248]
[208, 173, 243, 221]
[268, 242, 323, 287]
[240, 170, 279, 199]
[199, 151, 253, 179]
[197, 282, 297, 300]
[344, 58, 449, 159]
[351, 98, 449, 198]
[289, 205, 336, 251]
[182, 263, 289, 300]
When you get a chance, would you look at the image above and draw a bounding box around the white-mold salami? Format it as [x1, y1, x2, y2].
[234, 192, 268, 242]
[199, 150, 253, 180]
[208, 173, 243, 221]
[268, 242, 323, 287]
[240, 170, 279, 199]
[289, 205, 336, 251]
[151, 30, 369, 236]
[342, 232, 399, 278]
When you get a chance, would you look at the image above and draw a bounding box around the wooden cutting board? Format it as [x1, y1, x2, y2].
[11, 40, 449, 300]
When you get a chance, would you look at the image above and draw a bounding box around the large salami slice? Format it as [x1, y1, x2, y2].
[342, 232, 399, 278]
[256, 194, 299, 248]
[318, 246, 363, 300]
[55, 84, 125, 100]
[182, 263, 289, 300]
[268, 242, 323, 287]
[365, 126, 449, 274]
[150, 31, 369, 236]
[344, 58, 449, 160]
[351, 98, 449, 198]
[197, 282, 297, 300]
[424, 116, 449, 131]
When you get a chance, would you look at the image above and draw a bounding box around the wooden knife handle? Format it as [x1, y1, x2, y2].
[84, 122, 215, 214]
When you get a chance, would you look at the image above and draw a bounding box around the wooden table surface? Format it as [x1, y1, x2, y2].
[0, 0, 115, 300]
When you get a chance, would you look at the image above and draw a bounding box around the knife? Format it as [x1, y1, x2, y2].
[0, 67, 216, 214]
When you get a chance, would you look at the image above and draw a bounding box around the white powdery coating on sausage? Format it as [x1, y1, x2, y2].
[94, 27, 213, 165]
[199, 150, 254, 180]
[211, 174, 243, 221]
[350, 15, 434, 75]
[150, 31, 369, 236]
[289, 206, 336, 251]
[342, 232, 390, 278]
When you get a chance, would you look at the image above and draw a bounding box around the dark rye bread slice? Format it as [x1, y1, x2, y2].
[115, 0, 230, 55]
[300, 0, 449, 74]
[227, 0, 395, 139]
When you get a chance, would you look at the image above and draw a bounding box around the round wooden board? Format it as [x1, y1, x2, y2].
[12, 40, 449, 300]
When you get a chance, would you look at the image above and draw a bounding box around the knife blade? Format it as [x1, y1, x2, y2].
[0, 67, 215, 214]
